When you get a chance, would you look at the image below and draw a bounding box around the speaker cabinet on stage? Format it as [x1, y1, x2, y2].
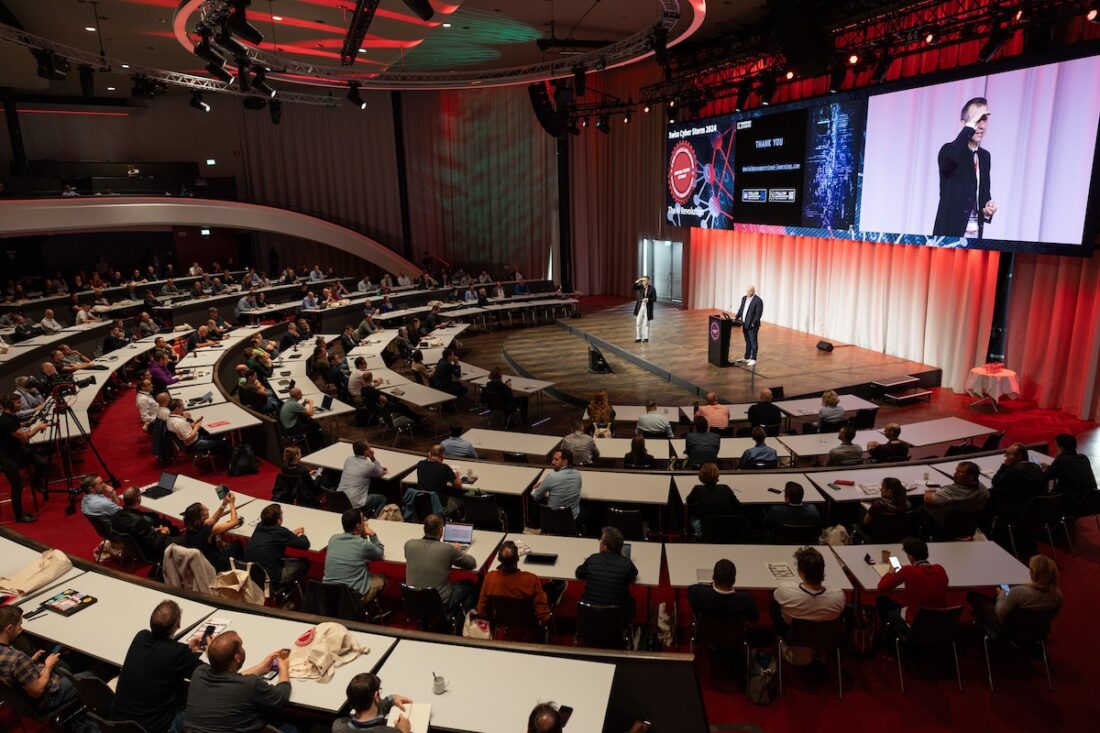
[708, 315, 734, 367]
[588, 346, 613, 374]
[817, 340, 834, 352]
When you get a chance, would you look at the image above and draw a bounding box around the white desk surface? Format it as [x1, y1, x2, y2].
[806, 464, 944, 502]
[899, 417, 996, 447]
[174, 366, 214, 384]
[377, 639, 614, 733]
[574, 470, 673, 505]
[195, 609, 397, 712]
[832, 541, 1031, 591]
[18, 572, 216, 665]
[776, 430, 887, 458]
[346, 334, 397, 358]
[382, 382, 456, 408]
[301, 442, 422, 480]
[456, 362, 491, 381]
[461, 428, 562, 457]
[593, 405, 680, 422]
[401, 461, 544, 498]
[369, 369, 413, 388]
[342, 353, 388, 372]
[175, 347, 228, 368]
[188, 401, 263, 435]
[928, 452, 1053, 488]
[311, 397, 356, 420]
[169, 382, 226, 406]
[670, 436, 792, 461]
[469, 375, 554, 394]
[142, 473, 259, 520]
[0, 537, 85, 598]
[679, 403, 753, 421]
[506, 533, 663, 586]
[672, 472, 826, 505]
[594, 437, 672, 460]
[666, 543, 854, 590]
[776, 394, 878, 417]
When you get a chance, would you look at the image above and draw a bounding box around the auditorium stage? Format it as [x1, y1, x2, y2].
[502, 303, 941, 406]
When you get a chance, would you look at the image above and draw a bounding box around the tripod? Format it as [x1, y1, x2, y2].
[39, 383, 121, 515]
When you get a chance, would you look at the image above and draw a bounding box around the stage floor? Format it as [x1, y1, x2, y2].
[503, 303, 940, 405]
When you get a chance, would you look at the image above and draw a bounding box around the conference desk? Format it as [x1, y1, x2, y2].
[142, 473, 260, 520]
[381, 382, 456, 410]
[807, 463, 943, 503]
[775, 394, 878, 418]
[169, 381, 226, 407]
[175, 346, 229, 368]
[899, 417, 996, 448]
[594, 437, 672, 462]
[0, 536, 84, 595]
[680, 403, 754, 422]
[469, 374, 554, 417]
[776, 430, 887, 463]
[671, 472, 826, 505]
[594, 405, 681, 424]
[377, 639, 615, 733]
[461, 428, 561, 458]
[17, 571, 216, 666]
[187, 400, 264, 437]
[508, 533, 663, 586]
[575, 470, 673, 506]
[928, 451, 1054, 488]
[400, 461, 543, 498]
[832, 541, 1031, 591]
[665, 543, 854, 591]
[194, 608, 397, 712]
[669, 436, 792, 464]
[302, 441, 423, 481]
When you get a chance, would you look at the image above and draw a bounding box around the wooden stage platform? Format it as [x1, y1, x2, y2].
[502, 303, 940, 407]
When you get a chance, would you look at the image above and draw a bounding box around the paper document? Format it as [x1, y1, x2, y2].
[388, 703, 431, 733]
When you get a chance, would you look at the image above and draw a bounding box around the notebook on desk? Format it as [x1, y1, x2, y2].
[442, 522, 474, 550]
[142, 472, 178, 499]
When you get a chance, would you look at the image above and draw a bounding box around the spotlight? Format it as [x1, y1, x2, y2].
[758, 75, 777, 106]
[32, 49, 69, 80]
[190, 91, 211, 112]
[643, 104, 651, 113]
[595, 114, 610, 134]
[236, 58, 251, 92]
[847, 52, 860, 65]
[130, 76, 166, 99]
[785, 70, 794, 80]
[401, 0, 434, 21]
[979, 23, 1012, 63]
[734, 78, 752, 112]
[346, 81, 366, 110]
[924, 31, 937, 44]
[1087, 2, 1099, 22]
[668, 98, 676, 108]
[216, 23, 249, 58]
[269, 99, 282, 125]
[581, 118, 588, 128]
[78, 65, 94, 97]
[254, 67, 276, 97]
[623, 111, 631, 124]
[870, 51, 894, 84]
[193, 30, 224, 64]
[228, 3, 264, 45]
[206, 60, 234, 84]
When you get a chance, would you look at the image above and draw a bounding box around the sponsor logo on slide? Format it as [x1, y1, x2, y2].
[742, 188, 767, 203]
[769, 188, 797, 203]
[667, 141, 698, 204]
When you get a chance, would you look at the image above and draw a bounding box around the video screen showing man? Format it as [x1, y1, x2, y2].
[933, 97, 996, 238]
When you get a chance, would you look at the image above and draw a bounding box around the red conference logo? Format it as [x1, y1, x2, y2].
[668, 141, 697, 204]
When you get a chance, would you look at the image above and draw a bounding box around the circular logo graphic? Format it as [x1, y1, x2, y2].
[710, 322, 720, 341]
[668, 141, 697, 204]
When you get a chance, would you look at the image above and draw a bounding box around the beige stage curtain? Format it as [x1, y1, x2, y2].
[399, 86, 556, 279]
[1007, 252, 1100, 420]
[686, 228, 1001, 391]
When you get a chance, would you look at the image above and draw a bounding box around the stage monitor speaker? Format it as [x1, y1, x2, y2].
[528, 82, 564, 138]
[588, 346, 613, 374]
[817, 340, 834, 352]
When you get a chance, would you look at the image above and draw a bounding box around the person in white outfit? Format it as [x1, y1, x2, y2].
[633, 276, 656, 343]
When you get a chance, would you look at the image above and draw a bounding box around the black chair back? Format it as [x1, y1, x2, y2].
[87, 713, 149, 733]
[575, 601, 629, 649]
[1025, 494, 1068, 529]
[539, 504, 577, 536]
[820, 419, 848, 434]
[462, 493, 507, 531]
[412, 492, 436, 522]
[489, 595, 546, 642]
[747, 459, 779, 470]
[1001, 607, 1059, 642]
[869, 512, 915, 543]
[938, 509, 983, 540]
[322, 488, 353, 514]
[606, 507, 645, 541]
[773, 522, 821, 545]
[982, 431, 1005, 451]
[67, 671, 115, 715]
[852, 408, 878, 430]
[785, 617, 845, 649]
[692, 614, 746, 650]
[769, 386, 785, 400]
[944, 443, 980, 457]
[502, 451, 529, 464]
[700, 514, 750, 544]
[907, 606, 963, 644]
[86, 514, 123, 543]
[400, 584, 456, 633]
[302, 580, 364, 621]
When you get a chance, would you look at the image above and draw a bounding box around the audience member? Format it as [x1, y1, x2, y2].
[824, 425, 863, 466]
[244, 503, 311, 589]
[636, 400, 674, 438]
[967, 554, 1063, 633]
[476, 540, 552, 624]
[688, 559, 759, 624]
[876, 536, 949, 633]
[431, 348, 467, 399]
[331, 672, 412, 733]
[337, 439, 387, 516]
[276, 445, 323, 507]
[441, 422, 478, 458]
[404, 514, 477, 612]
[867, 423, 909, 462]
[921, 461, 988, 532]
[38, 309, 63, 334]
[531, 448, 583, 523]
[167, 398, 229, 455]
[763, 482, 822, 535]
[746, 388, 782, 429]
[623, 434, 656, 469]
[815, 390, 846, 429]
[686, 463, 741, 537]
[576, 527, 638, 621]
[414, 444, 463, 515]
[80, 473, 121, 519]
[279, 387, 324, 446]
[771, 547, 846, 664]
[695, 391, 730, 431]
[739, 425, 777, 468]
[481, 367, 529, 424]
[181, 494, 244, 572]
[561, 420, 599, 466]
[861, 477, 910, 534]
[324, 508, 388, 606]
[684, 415, 720, 468]
[990, 443, 1046, 521]
[1042, 433, 1098, 514]
[111, 487, 176, 562]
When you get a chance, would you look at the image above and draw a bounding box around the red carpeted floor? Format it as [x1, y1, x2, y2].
[5, 385, 1100, 732]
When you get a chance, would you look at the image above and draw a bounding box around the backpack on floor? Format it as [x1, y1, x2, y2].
[228, 443, 259, 476]
[747, 651, 777, 706]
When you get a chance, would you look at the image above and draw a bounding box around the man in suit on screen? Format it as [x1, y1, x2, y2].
[932, 97, 998, 239]
[633, 276, 657, 343]
[733, 285, 762, 366]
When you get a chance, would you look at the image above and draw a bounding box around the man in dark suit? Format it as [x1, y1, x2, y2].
[733, 285, 762, 366]
[933, 97, 997, 238]
[633, 276, 656, 343]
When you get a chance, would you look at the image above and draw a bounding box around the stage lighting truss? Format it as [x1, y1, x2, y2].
[341, 0, 382, 67]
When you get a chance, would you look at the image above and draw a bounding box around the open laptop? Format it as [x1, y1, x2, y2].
[442, 522, 474, 550]
[313, 394, 334, 413]
[142, 472, 178, 500]
[524, 552, 559, 565]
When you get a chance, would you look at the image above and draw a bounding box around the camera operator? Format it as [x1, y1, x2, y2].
[0, 393, 49, 523]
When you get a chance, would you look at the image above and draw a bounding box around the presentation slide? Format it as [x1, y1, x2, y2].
[732, 109, 807, 227]
[665, 116, 737, 229]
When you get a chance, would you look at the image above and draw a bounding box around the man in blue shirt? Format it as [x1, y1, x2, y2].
[323, 508, 387, 605]
[440, 423, 478, 459]
[235, 292, 256, 321]
[513, 278, 531, 295]
[336, 439, 387, 517]
[531, 448, 584, 523]
[301, 291, 318, 310]
[762, 482, 822, 535]
[80, 474, 121, 519]
[739, 426, 778, 467]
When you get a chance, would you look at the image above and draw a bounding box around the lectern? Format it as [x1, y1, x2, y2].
[708, 315, 734, 367]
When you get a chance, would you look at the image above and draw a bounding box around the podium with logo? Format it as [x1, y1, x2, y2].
[708, 315, 735, 367]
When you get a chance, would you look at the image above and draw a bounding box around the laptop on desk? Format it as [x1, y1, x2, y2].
[442, 522, 474, 551]
[142, 472, 178, 500]
[313, 394, 334, 413]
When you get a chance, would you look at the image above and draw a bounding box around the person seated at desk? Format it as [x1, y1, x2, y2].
[686, 463, 741, 538]
[312, 344, 347, 390]
[80, 473, 121, 520]
[332, 673, 414, 733]
[339, 324, 359, 355]
[276, 445, 324, 507]
[812, 390, 847, 431]
[585, 389, 616, 431]
[476, 287, 490, 308]
[189, 281, 206, 300]
[576, 526, 638, 622]
[50, 347, 89, 374]
[379, 294, 396, 313]
[463, 285, 477, 302]
[363, 374, 425, 424]
[739, 426, 777, 468]
[636, 400, 674, 438]
[103, 324, 131, 353]
[379, 274, 394, 291]
[12, 314, 39, 341]
[186, 325, 217, 352]
[531, 448, 584, 524]
[414, 444, 463, 515]
[324, 508, 387, 607]
[407, 347, 432, 383]
[424, 304, 449, 333]
[513, 277, 531, 295]
[967, 554, 1063, 635]
[74, 303, 101, 325]
[245, 503, 311, 590]
[12, 377, 45, 420]
[136, 311, 159, 337]
[824, 425, 863, 466]
[561, 420, 599, 466]
[160, 278, 181, 296]
[623, 434, 655, 469]
[1042, 433, 1098, 515]
[182, 495, 244, 572]
[763, 481, 821, 536]
[183, 631, 294, 733]
[431, 348, 468, 400]
[355, 312, 380, 341]
[444, 286, 461, 303]
[770, 547, 846, 664]
[404, 513, 478, 613]
[297, 317, 316, 342]
[695, 391, 730, 431]
[280, 387, 325, 447]
[167, 398, 230, 455]
[746, 388, 782, 430]
[346, 357, 374, 405]
[688, 559, 759, 624]
[110, 487, 178, 563]
[859, 477, 910, 536]
[990, 442, 1046, 522]
[37, 308, 63, 334]
[58, 343, 93, 369]
[0, 606, 98, 733]
[245, 350, 275, 383]
[337, 439, 387, 517]
[477, 540, 552, 625]
[876, 536, 949, 635]
[920, 461, 988, 534]
[357, 275, 374, 293]
[482, 367, 529, 425]
[679, 416, 717, 469]
[279, 323, 304, 352]
[441, 422, 478, 459]
[111, 600, 203, 733]
[492, 281, 507, 299]
[395, 270, 412, 287]
[867, 423, 909, 462]
[235, 292, 257, 321]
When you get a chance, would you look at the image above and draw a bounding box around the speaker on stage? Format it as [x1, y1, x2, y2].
[588, 346, 613, 374]
[817, 340, 835, 352]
